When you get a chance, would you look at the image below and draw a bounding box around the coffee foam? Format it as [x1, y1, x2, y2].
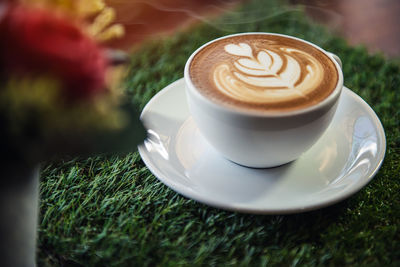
[189, 34, 339, 112]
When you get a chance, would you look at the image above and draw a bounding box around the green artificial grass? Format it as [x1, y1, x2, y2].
[38, 0, 400, 266]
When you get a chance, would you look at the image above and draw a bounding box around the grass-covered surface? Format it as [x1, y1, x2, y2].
[38, 0, 400, 266]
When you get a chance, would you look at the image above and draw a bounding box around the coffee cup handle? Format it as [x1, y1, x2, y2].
[327, 52, 342, 69]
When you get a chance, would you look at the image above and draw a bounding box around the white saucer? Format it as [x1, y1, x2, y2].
[138, 79, 386, 214]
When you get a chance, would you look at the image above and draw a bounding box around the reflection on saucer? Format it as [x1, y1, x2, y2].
[175, 117, 206, 170]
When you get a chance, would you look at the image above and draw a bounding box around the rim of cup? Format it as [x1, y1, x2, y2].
[184, 32, 344, 118]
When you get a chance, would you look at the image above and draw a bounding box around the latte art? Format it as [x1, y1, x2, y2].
[214, 42, 324, 103]
[189, 34, 338, 112]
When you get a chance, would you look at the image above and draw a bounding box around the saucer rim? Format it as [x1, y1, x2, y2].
[138, 78, 386, 214]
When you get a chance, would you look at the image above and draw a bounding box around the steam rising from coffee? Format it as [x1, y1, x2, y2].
[113, 0, 342, 44]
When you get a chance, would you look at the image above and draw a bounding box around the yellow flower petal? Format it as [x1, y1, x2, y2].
[77, 0, 105, 16]
[95, 24, 125, 42]
[88, 7, 116, 36]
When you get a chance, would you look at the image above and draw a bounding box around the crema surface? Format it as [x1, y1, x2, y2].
[189, 34, 339, 112]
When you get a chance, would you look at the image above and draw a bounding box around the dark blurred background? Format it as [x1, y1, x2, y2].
[291, 0, 400, 57]
[106, 0, 400, 57]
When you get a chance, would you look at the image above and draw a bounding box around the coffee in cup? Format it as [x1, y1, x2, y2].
[185, 33, 343, 168]
[189, 34, 338, 113]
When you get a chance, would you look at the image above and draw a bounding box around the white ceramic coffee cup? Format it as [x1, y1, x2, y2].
[184, 33, 343, 168]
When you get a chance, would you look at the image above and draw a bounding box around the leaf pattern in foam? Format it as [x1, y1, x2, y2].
[224, 43, 303, 89]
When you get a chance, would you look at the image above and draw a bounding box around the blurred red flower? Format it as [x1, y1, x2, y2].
[0, 4, 108, 100]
